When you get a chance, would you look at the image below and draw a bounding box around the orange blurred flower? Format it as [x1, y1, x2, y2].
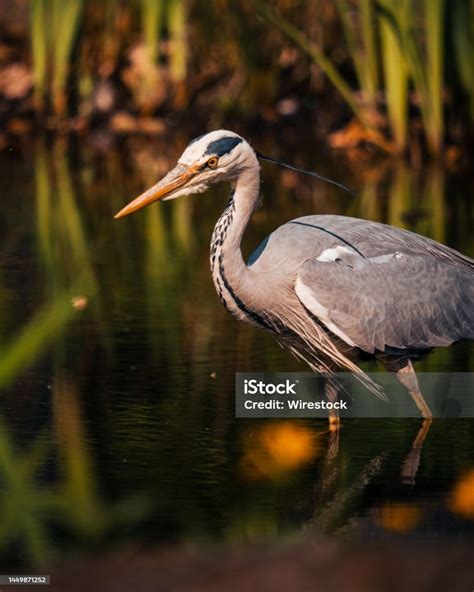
[450, 469, 474, 520]
[240, 422, 322, 481]
[377, 503, 422, 533]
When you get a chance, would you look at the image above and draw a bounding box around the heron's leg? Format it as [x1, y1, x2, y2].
[383, 358, 433, 419]
[400, 418, 432, 485]
[395, 361, 432, 419]
[380, 357, 432, 482]
[325, 382, 340, 459]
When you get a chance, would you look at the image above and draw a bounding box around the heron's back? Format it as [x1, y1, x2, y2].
[249, 215, 473, 270]
[248, 215, 474, 352]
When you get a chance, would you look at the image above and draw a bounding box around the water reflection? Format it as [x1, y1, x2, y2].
[0, 135, 473, 568]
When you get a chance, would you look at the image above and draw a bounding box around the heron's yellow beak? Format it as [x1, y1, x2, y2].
[114, 163, 199, 219]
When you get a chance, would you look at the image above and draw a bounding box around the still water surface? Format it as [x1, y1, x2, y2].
[0, 132, 473, 568]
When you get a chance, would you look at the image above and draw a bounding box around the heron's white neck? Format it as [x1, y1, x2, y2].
[210, 164, 260, 315]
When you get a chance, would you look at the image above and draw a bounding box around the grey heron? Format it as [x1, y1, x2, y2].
[115, 130, 474, 419]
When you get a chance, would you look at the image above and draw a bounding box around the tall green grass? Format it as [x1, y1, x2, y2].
[34, 139, 114, 355]
[138, 0, 188, 108]
[453, 0, 474, 122]
[30, 0, 83, 116]
[336, 0, 379, 110]
[378, 0, 409, 151]
[0, 420, 56, 564]
[168, 0, 188, 106]
[141, 0, 163, 65]
[30, 0, 47, 111]
[0, 294, 77, 388]
[379, 0, 446, 155]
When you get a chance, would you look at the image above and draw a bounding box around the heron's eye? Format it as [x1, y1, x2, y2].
[207, 156, 219, 169]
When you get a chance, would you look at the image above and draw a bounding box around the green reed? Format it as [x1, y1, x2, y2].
[386, 162, 412, 229]
[423, 0, 445, 155]
[0, 420, 56, 564]
[30, 0, 83, 116]
[378, 0, 409, 151]
[54, 399, 151, 541]
[0, 294, 77, 388]
[35, 140, 96, 297]
[140, 0, 164, 64]
[380, 0, 446, 155]
[132, 0, 189, 110]
[34, 139, 115, 358]
[168, 0, 188, 96]
[51, 0, 83, 116]
[453, 0, 474, 122]
[336, 0, 379, 109]
[30, 0, 48, 111]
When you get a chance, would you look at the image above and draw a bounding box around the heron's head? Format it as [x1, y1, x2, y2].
[114, 130, 255, 219]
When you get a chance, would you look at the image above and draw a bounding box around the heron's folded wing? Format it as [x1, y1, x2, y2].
[294, 252, 474, 353]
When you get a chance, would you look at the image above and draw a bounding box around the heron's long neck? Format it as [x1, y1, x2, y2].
[210, 167, 259, 316]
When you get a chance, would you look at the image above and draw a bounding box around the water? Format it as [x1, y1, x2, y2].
[0, 132, 473, 570]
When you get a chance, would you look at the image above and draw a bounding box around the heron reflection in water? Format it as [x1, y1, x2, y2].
[115, 131, 473, 443]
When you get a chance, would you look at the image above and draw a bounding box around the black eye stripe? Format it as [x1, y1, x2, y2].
[205, 136, 243, 157]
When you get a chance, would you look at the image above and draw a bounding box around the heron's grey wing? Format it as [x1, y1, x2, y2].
[295, 251, 474, 353]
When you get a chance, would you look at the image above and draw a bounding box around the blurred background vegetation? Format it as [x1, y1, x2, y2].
[0, 0, 473, 160]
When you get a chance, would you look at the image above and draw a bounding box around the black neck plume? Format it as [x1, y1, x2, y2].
[255, 151, 355, 197]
